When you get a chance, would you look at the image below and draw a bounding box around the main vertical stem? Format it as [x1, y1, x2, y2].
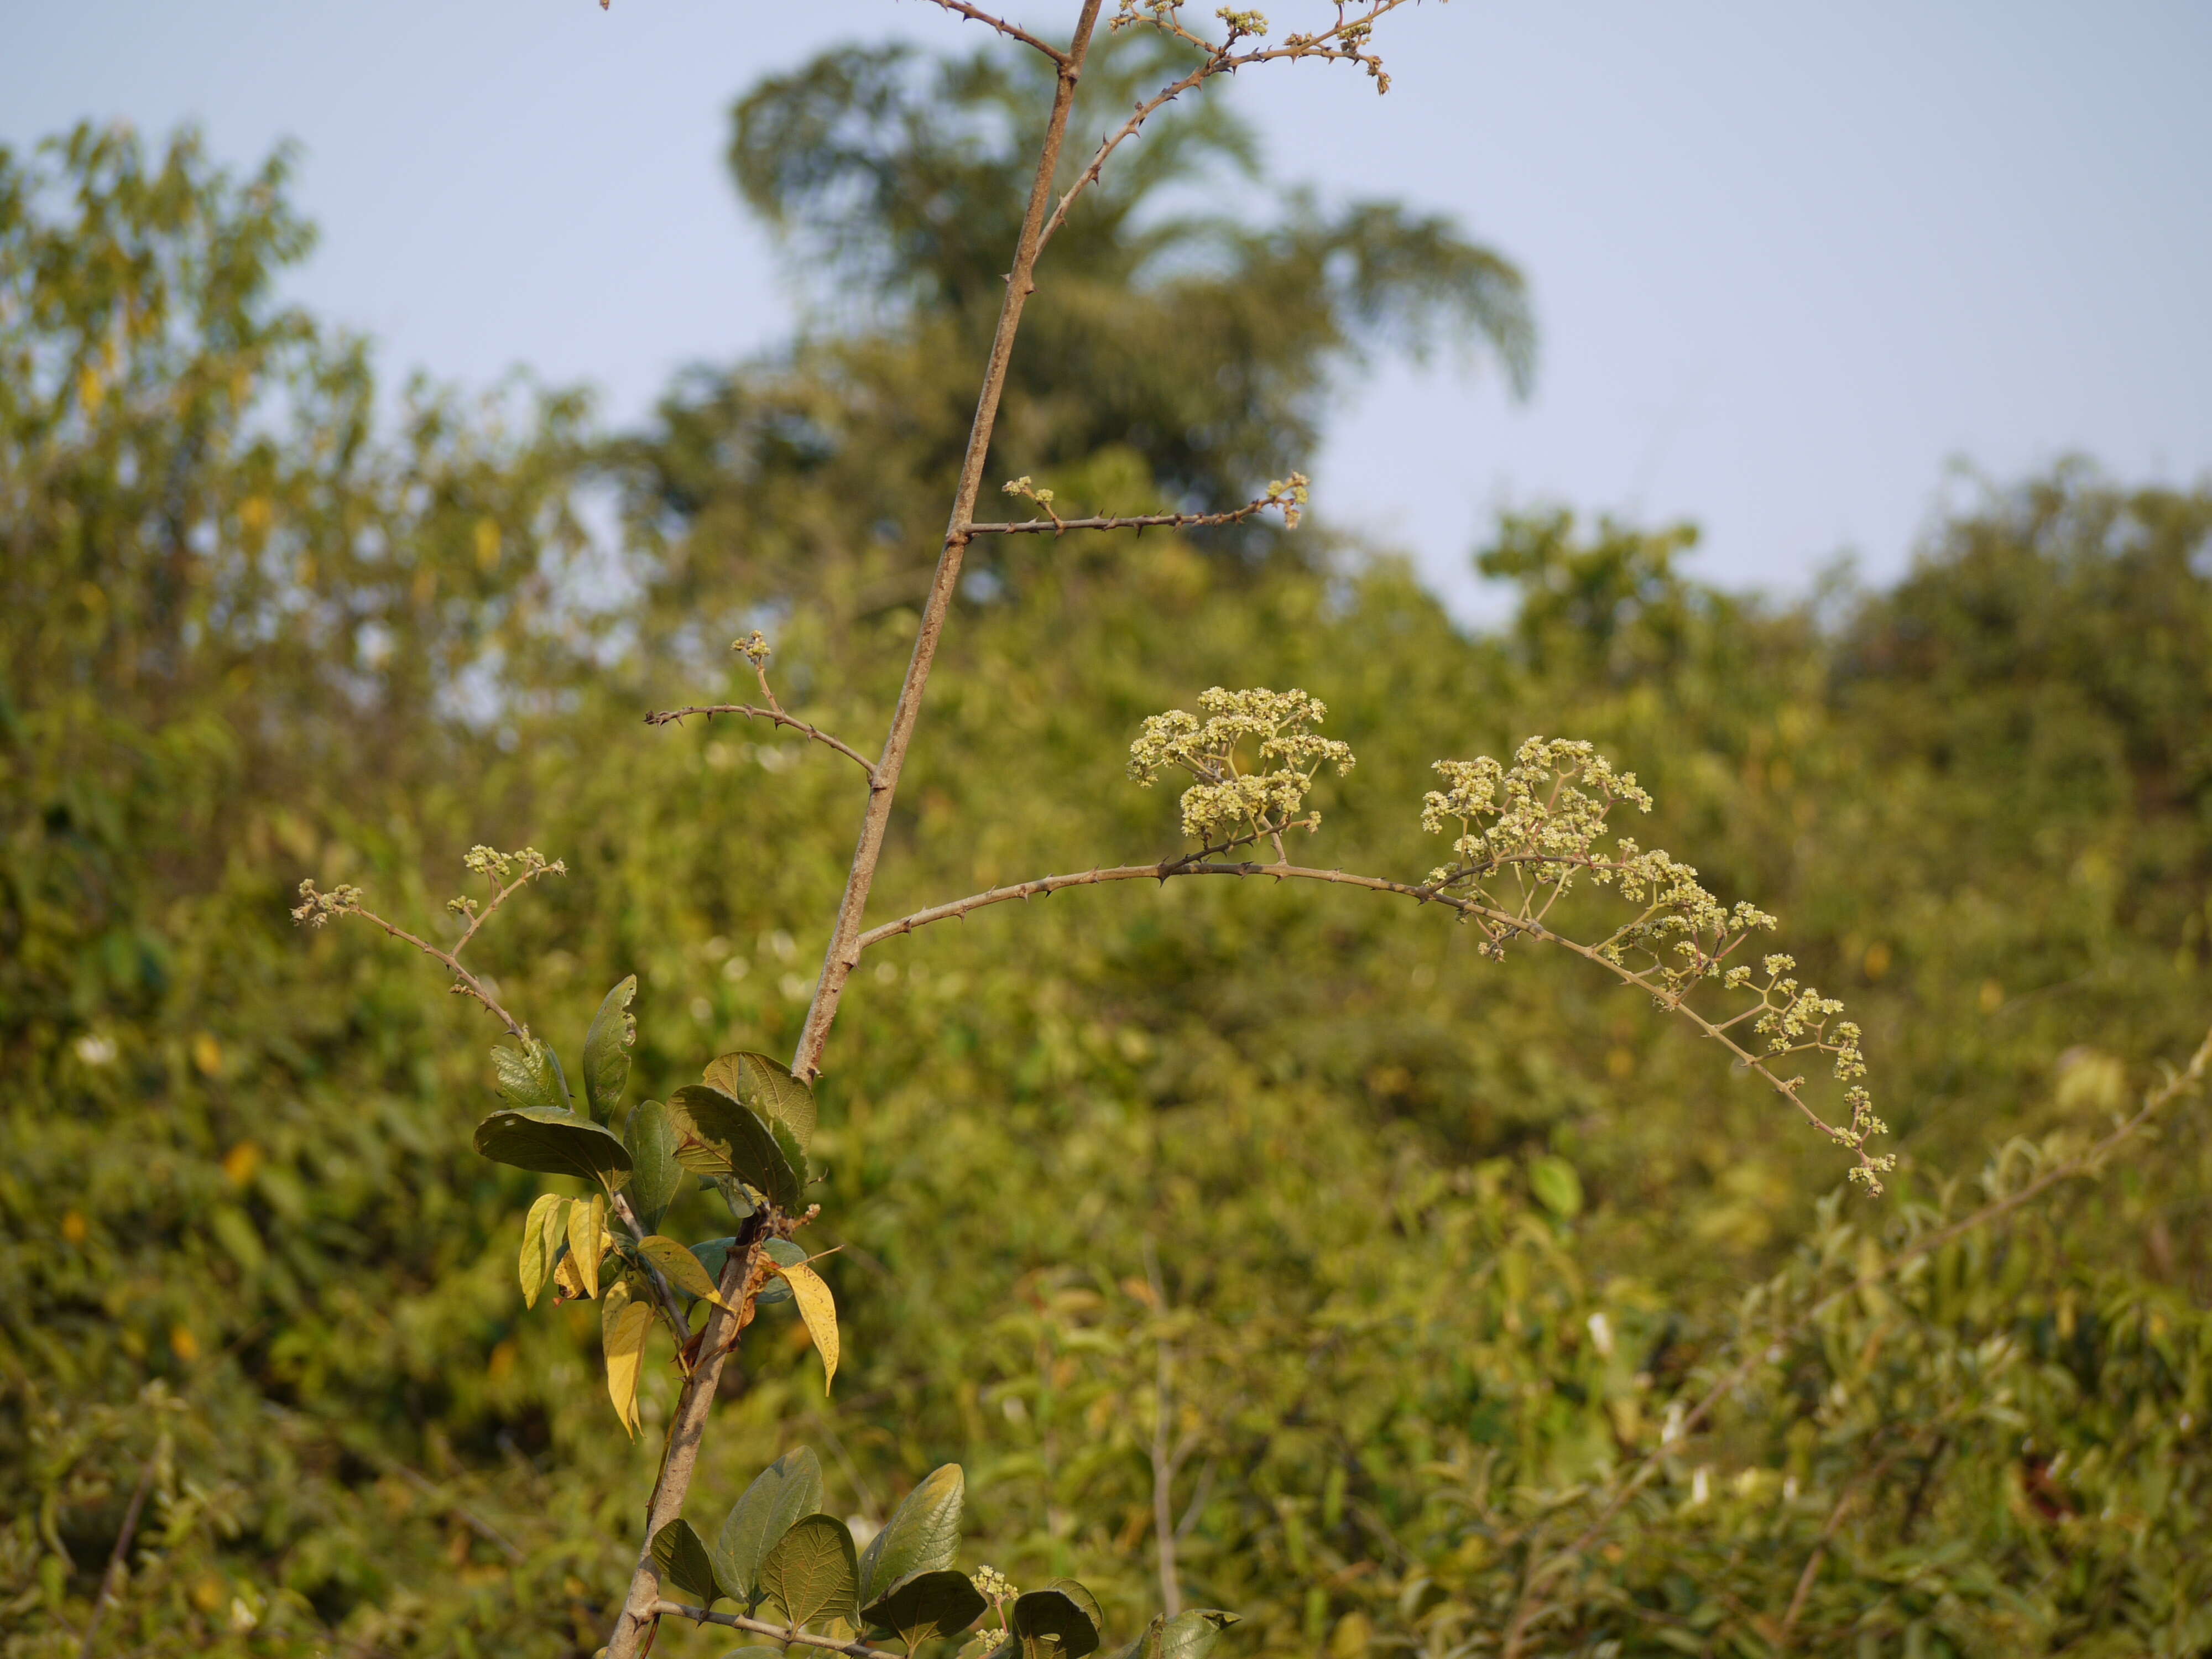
[603, 12, 1104, 1655]
[791, 0, 1106, 1084]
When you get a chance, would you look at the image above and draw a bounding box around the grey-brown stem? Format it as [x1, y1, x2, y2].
[602, 1234, 760, 1659]
[791, 0, 1106, 1084]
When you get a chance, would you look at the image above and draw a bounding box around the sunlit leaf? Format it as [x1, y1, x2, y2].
[519, 1191, 562, 1308]
[669, 1084, 801, 1212]
[769, 1257, 839, 1393]
[583, 974, 638, 1123]
[705, 1050, 818, 1153]
[759, 1513, 858, 1632]
[638, 1234, 728, 1307]
[625, 1098, 683, 1234]
[602, 1283, 652, 1437]
[650, 1516, 724, 1605]
[856, 1463, 963, 1607]
[491, 1037, 569, 1113]
[1530, 1155, 1583, 1219]
[474, 1106, 631, 1184]
[716, 1446, 826, 1608]
[567, 1192, 608, 1301]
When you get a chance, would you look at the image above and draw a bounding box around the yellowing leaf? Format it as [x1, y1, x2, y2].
[567, 1193, 607, 1301]
[519, 1192, 564, 1308]
[638, 1235, 728, 1307]
[603, 1284, 652, 1437]
[770, 1258, 840, 1394]
[552, 1249, 588, 1301]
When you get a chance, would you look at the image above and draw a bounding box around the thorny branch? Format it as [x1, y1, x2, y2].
[853, 856, 1879, 1177]
[975, 473, 1308, 538]
[1494, 1017, 2212, 1659]
[291, 847, 565, 1040]
[645, 632, 878, 779]
[919, 0, 1069, 62]
[785, 0, 1109, 1089]
[1037, 0, 1423, 254]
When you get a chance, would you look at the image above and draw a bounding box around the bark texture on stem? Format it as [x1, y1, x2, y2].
[790, 0, 1106, 1084]
[602, 1230, 760, 1659]
[604, 10, 1106, 1653]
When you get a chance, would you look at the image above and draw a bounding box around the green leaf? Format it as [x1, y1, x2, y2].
[860, 1569, 987, 1647]
[1110, 1612, 1240, 1659]
[771, 1114, 811, 1193]
[624, 1098, 683, 1234]
[704, 1050, 817, 1153]
[714, 1447, 826, 1607]
[650, 1517, 726, 1606]
[1530, 1154, 1583, 1219]
[856, 1463, 964, 1608]
[582, 975, 638, 1123]
[638, 1235, 728, 1307]
[669, 1084, 802, 1212]
[758, 1513, 858, 1632]
[1047, 1581, 1105, 1641]
[476, 1107, 632, 1184]
[519, 1192, 563, 1308]
[1010, 1588, 1099, 1659]
[492, 1037, 570, 1113]
[1157, 1611, 1239, 1659]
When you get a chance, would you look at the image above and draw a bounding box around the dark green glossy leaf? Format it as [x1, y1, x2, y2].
[650, 1517, 724, 1605]
[1046, 1580, 1105, 1642]
[624, 1097, 683, 1233]
[714, 1447, 826, 1606]
[582, 974, 638, 1123]
[491, 1037, 569, 1113]
[473, 1107, 631, 1183]
[861, 1569, 986, 1647]
[1011, 1588, 1098, 1659]
[856, 1463, 963, 1608]
[669, 1084, 802, 1212]
[758, 1513, 857, 1631]
[704, 1050, 817, 1152]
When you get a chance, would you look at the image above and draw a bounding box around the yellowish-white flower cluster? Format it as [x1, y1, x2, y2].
[290, 879, 364, 928]
[972, 1564, 1018, 1602]
[1128, 686, 1354, 849]
[1421, 738, 1895, 1190]
[450, 846, 566, 919]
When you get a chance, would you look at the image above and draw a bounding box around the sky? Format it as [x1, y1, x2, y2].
[6, 1, 2209, 619]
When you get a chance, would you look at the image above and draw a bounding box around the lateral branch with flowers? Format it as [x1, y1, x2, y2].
[290, 4, 1885, 1656]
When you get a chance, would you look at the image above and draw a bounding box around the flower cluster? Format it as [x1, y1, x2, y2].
[1262, 471, 1310, 529]
[732, 630, 772, 669]
[1129, 686, 1354, 849]
[1421, 738, 1894, 1190]
[972, 1564, 1018, 1605]
[450, 845, 565, 919]
[290, 879, 364, 928]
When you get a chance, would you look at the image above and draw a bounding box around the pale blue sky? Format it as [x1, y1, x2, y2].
[6, 2, 2208, 617]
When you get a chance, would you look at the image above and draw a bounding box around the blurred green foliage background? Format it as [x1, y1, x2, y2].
[4, 33, 2211, 1659]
